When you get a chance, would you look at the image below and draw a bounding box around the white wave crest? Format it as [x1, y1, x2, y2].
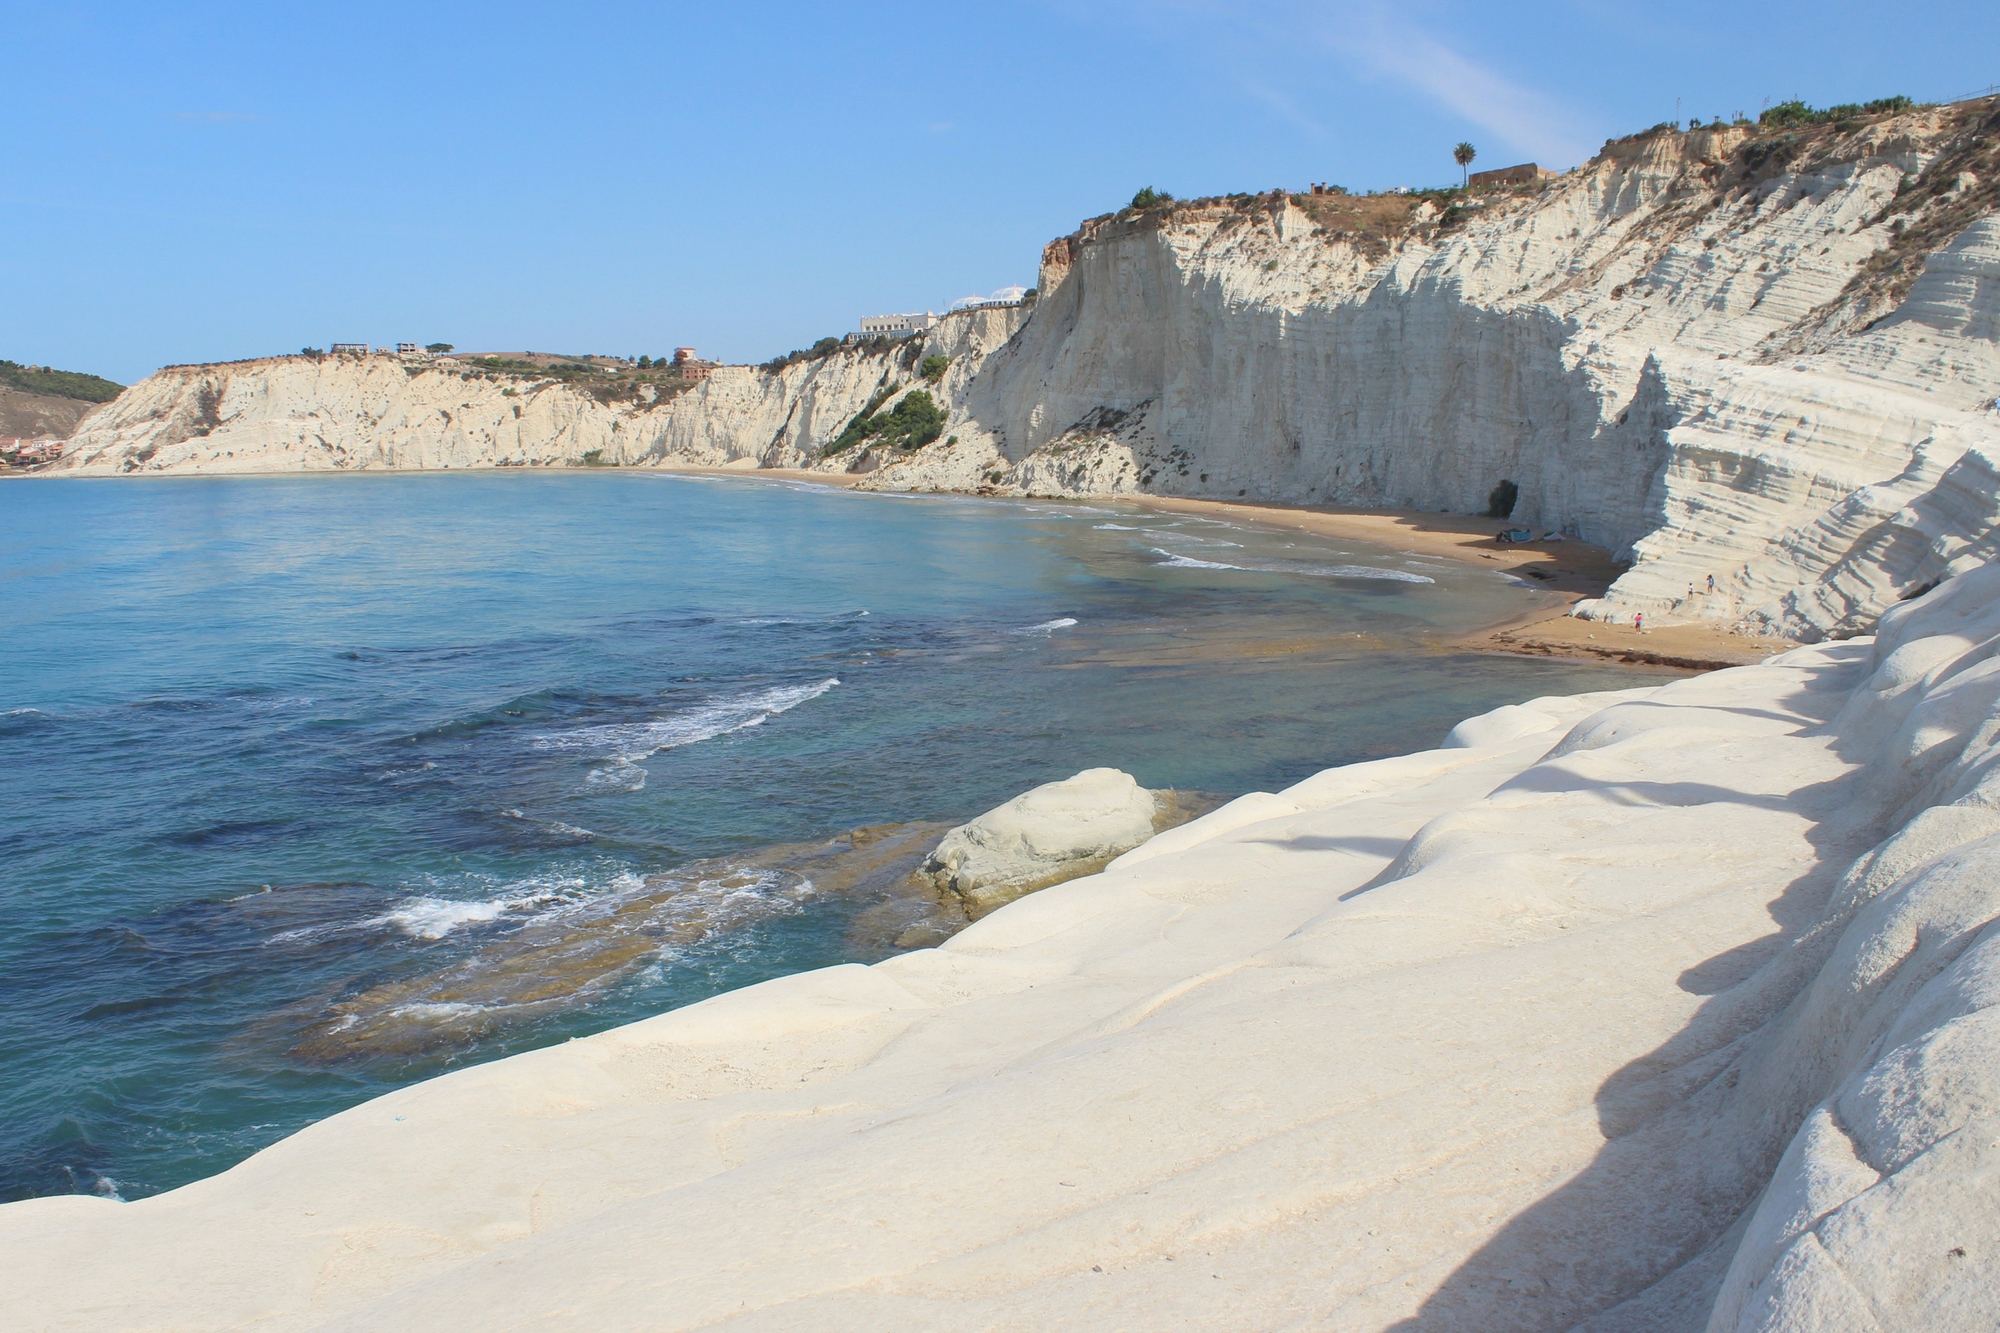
[1305, 565, 1435, 584]
[388, 1001, 490, 1021]
[1012, 618, 1079, 635]
[585, 759, 648, 792]
[534, 678, 840, 764]
[1150, 549, 1435, 583]
[1152, 548, 1242, 570]
[1092, 523, 1141, 530]
[367, 868, 645, 940]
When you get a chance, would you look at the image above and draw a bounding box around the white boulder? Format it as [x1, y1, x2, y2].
[923, 767, 1162, 916]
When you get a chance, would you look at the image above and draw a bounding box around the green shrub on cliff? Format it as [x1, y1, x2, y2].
[921, 355, 950, 384]
[0, 359, 123, 403]
[1129, 186, 1174, 211]
[1760, 96, 1915, 128]
[765, 337, 846, 373]
[825, 389, 947, 456]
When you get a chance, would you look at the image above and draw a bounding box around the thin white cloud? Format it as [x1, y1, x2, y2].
[1326, 6, 1595, 165]
[1052, 0, 1597, 168]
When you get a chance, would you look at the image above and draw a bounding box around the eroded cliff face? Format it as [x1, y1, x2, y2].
[893, 103, 2000, 642]
[55, 356, 651, 473]
[51, 101, 2000, 641]
[54, 311, 1027, 479]
[651, 307, 1026, 470]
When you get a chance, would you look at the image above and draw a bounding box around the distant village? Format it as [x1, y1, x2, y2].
[1, 436, 66, 464]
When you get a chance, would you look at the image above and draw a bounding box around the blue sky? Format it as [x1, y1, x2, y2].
[4, 1, 1989, 383]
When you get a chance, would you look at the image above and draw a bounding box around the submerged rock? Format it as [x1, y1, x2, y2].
[922, 768, 1173, 917]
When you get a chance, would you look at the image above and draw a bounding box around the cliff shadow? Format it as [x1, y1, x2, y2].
[1378, 655, 1877, 1330]
[963, 222, 1676, 554]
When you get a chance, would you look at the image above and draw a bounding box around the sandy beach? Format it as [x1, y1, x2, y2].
[1122, 494, 1794, 668]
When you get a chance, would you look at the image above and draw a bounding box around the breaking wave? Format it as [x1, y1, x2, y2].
[533, 678, 840, 765]
[363, 867, 646, 940]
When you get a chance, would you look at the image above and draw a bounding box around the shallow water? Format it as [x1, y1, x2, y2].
[0, 472, 1661, 1201]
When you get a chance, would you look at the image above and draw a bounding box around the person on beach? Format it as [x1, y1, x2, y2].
[1707, 574, 1716, 594]
[1634, 610, 1645, 632]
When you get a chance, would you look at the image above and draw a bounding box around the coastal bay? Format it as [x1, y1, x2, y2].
[5, 43, 1994, 1325]
[0, 472, 1656, 1207]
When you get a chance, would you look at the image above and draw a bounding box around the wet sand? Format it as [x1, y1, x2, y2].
[1110, 495, 1793, 671]
[652, 462, 867, 488]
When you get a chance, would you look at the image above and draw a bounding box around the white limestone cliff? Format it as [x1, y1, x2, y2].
[48, 102, 2000, 645]
[907, 106, 2000, 646]
[651, 308, 1025, 470]
[51, 311, 1027, 479]
[11, 564, 2000, 1329]
[54, 356, 650, 473]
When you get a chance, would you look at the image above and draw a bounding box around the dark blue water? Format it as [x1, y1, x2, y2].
[0, 472, 1655, 1202]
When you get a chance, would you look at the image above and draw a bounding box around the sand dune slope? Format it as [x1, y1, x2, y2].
[8, 573, 2000, 1329]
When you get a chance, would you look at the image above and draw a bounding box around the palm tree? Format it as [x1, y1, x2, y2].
[1454, 141, 1476, 188]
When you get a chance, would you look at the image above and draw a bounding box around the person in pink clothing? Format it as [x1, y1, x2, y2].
[1634, 610, 1645, 632]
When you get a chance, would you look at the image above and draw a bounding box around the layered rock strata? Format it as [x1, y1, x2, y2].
[11, 567, 2000, 1328]
[901, 106, 2000, 645]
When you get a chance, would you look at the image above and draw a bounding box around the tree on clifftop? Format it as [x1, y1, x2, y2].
[1454, 142, 1476, 187]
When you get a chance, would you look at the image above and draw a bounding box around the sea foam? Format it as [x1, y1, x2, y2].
[534, 678, 841, 765]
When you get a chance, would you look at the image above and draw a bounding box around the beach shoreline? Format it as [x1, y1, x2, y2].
[1114, 494, 1793, 669]
[648, 469, 1796, 670]
[27, 454, 1795, 668]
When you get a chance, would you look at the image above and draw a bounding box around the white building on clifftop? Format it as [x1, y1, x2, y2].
[856, 312, 938, 337]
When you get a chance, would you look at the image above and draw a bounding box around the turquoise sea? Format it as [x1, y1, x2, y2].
[0, 473, 1659, 1202]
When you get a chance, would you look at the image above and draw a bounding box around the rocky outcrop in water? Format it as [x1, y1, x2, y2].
[921, 768, 1166, 918]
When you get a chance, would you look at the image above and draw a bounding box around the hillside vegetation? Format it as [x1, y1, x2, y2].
[455, 354, 701, 406]
[1, 360, 123, 403]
